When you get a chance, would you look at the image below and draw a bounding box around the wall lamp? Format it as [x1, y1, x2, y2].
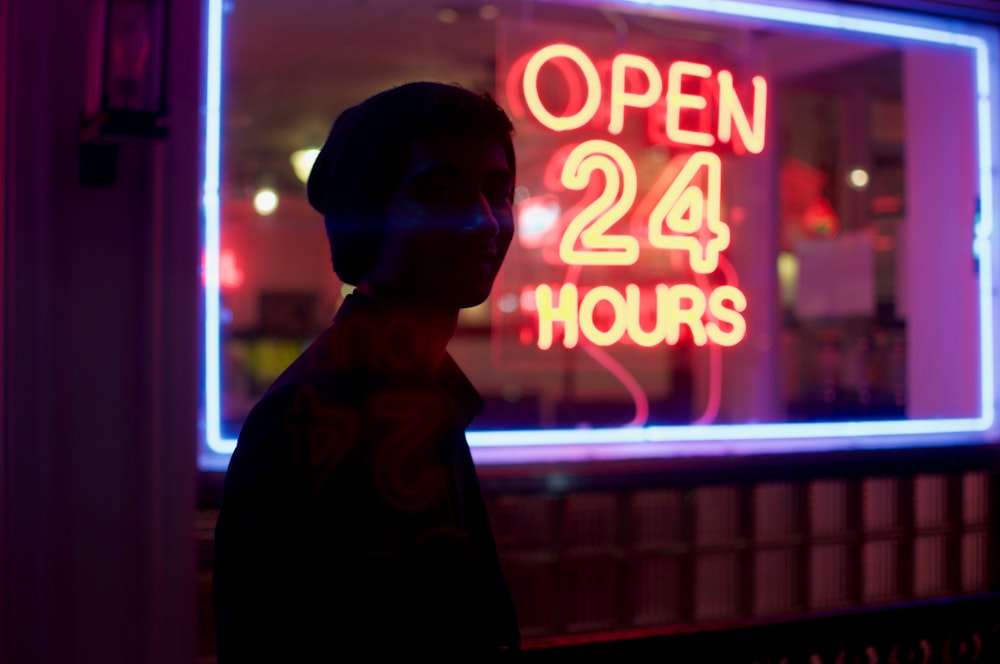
[81, 0, 168, 186]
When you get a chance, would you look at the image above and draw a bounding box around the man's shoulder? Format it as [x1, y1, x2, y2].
[259, 324, 343, 397]
[244, 369, 366, 436]
[223, 372, 368, 499]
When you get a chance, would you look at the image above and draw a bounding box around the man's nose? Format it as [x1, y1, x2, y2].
[463, 192, 500, 238]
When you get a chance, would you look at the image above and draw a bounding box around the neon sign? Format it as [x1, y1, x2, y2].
[518, 45, 768, 152]
[535, 282, 747, 350]
[512, 44, 765, 351]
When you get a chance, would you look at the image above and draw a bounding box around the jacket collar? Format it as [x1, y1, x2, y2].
[266, 292, 484, 426]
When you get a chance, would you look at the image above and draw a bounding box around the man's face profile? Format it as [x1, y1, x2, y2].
[365, 133, 515, 309]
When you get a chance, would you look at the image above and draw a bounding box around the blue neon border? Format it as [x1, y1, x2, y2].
[200, 0, 999, 469]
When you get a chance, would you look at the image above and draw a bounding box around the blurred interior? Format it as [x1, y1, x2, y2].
[217, 0, 981, 439]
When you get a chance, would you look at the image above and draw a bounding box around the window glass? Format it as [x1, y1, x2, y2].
[206, 0, 996, 460]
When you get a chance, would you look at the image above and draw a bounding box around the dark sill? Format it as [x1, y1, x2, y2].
[521, 593, 1000, 658]
[200, 442, 1000, 508]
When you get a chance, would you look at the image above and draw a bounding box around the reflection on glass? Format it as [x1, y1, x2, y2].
[215, 0, 986, 441]
[778, 53, 906, 421]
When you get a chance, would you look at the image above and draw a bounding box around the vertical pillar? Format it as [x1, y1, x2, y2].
[901, 47, 979, 419]
[718, 32, 781, 425]
[2, 0, 201, 662]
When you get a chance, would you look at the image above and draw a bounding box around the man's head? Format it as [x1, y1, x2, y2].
[307, 82, 516, 309]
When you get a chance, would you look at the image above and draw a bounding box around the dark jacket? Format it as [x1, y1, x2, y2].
[213, 293, 520, 661]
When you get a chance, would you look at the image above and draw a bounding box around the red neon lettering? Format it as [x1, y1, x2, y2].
[666, 284, 708, 345]
[648, 151, 730, 274]
[666, 61, 715, 148]
[718, 71, 767, 154]
[579, 286, 629, 346]
[533, 283, 747, 349]
[625, 284, 671, 347]
[706, 285, 748, 346]
[535, 283, 579, 350]
[505, 51, 587, 121]
[514, 43, 768, 152]
[609, 53, 663, 135]
[559, 140, 640, 266]
[523, 44, 602, 132]
[507, 43, 764, 352]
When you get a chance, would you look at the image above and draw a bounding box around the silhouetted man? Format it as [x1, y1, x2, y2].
[213, 82, 521, 661]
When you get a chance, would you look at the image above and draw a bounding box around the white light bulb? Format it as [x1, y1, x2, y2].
[848, 168, 870, 189]
[253, 188, 278, 216]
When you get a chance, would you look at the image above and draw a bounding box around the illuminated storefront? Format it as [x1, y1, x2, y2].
[200, 0, 1000, 470]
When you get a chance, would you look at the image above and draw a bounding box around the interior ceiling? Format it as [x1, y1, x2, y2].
[221, 0, 898, 198]
[223, 0, 566, 197]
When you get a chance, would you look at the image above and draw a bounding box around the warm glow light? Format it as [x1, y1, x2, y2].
[849, 168, 870, 188]
[648, 151, 730, 273]
[559, 140, 640, 265]
[519, 45, 769, 152]
[666, 60, 715, 147]
[479, 4, 499, 20]
[609, 53, 663, 134]
[534, 282, 747, 349]
[625, 284, 671, 347]
[436, 7, 458, 23]
[579, 286, 630, 346]
[523, 43, 602, 132]
[777, 251, 799, 309]
[290, 148, 320, 184]
[718, 72, 768, 154]
[253, 188, 278, 216]
[675, 285, 715, 344]
[535, 283, 579, 350]
[707, 285, 748, 346]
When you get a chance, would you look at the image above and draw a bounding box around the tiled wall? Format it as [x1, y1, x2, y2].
[491, 470, 992, 642]
[196, 460, 995, 661]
